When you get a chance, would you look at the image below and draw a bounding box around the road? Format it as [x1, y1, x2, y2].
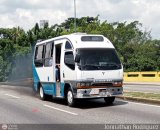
[124, 83, 160, 93]
[0, 85, 160, 130]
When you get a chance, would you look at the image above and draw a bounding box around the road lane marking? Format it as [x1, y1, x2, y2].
[120, 99, 160, 108]
[5, 93, 20, 99]
[128, 101, 160, 108]
[44, 104, 78, 116]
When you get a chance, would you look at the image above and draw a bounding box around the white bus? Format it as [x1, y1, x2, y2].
[33, 33, 123, 106]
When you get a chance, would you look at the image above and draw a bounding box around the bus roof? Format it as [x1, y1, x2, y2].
[35, 33, 115, 49]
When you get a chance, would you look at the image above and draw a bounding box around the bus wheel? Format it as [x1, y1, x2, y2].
[67, 88, 75, 107]
[104, 97, 115, 105]
[39, 85, 46, 100]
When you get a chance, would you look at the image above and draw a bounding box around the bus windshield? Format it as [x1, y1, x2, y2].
[77, 48, 122, 70]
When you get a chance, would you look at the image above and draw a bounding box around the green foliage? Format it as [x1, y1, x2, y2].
[0, 16, 160, 81]
[59, 16, 159, 72]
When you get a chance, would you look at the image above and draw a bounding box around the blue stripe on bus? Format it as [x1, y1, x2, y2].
[33, 64, 65, 97]
[42, 83, 56, 95]
[42, 82, 65, 97]
[60, 83, 65, 97]
[33, 64, 40, 92]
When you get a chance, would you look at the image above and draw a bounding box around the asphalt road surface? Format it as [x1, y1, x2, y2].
[0, 85, 160, 130]
[124, 83, 160, 93]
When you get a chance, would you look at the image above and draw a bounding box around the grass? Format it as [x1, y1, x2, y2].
[124, 91, 160, 100]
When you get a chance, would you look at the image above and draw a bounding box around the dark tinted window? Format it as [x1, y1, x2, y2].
[45, 43, 51, 58]
[34, 47, 38, 59]
[78, 48, 121, 70]
[64, 51, 75, 70]
[34, 45, 44, 67]
[81, 36, 104, 42]
[65, 41, 72, 49]
[44, 42, 54, 67]
[36, 45, 43, 60]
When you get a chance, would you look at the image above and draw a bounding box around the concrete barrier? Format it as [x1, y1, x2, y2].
[124, 72, 160, 82]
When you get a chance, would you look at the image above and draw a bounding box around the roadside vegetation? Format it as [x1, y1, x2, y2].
[124, 91, 160, 100]
[0, 16, 160, 81]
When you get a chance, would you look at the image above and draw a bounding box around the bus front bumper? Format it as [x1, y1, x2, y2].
[75, 87, 123, 99]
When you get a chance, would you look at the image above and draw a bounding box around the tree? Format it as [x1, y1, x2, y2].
[0, 17, 160, 81]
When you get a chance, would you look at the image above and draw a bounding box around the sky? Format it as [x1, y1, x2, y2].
[0, 0, 160, 39]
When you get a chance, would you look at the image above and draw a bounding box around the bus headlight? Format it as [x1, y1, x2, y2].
[113, 81, 123, 87]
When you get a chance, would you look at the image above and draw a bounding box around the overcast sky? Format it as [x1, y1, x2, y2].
[0, 0, 160, 39]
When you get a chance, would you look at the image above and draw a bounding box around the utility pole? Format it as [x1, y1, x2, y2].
[74, 0, 76, 32]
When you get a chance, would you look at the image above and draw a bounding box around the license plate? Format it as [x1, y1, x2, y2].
[99, 89, 112, 96]
[90, 88, 99, 95]
[99, 89, 107, 96]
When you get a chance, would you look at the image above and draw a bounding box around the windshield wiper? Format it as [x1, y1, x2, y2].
[81, 64, 100, 70]
[78, 63, 121, 70]
[105, 63, 121, 68]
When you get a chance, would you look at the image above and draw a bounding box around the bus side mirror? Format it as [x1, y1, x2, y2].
[75, 54, 80, 63]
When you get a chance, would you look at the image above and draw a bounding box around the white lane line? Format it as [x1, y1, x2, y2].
[128, 101, 160, 108]
[44, 104, 78, 116]
[120, 99, 160, 108]
[5, 93, 20, 99]
[117, 100, 160, 108]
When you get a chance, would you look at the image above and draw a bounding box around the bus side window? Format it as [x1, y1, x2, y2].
[44, 42, 54, 67]
[65, 41, 72, 49]
[34, 45, 44, 67]
[64, 51, 75, 70]
[34, 47, 38, 60]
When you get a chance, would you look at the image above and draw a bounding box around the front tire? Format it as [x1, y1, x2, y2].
[67, 88, 75, 107]
[104, 97, 115, 105]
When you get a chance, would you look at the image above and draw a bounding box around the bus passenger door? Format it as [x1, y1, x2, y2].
[54, 40, 64, 97]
